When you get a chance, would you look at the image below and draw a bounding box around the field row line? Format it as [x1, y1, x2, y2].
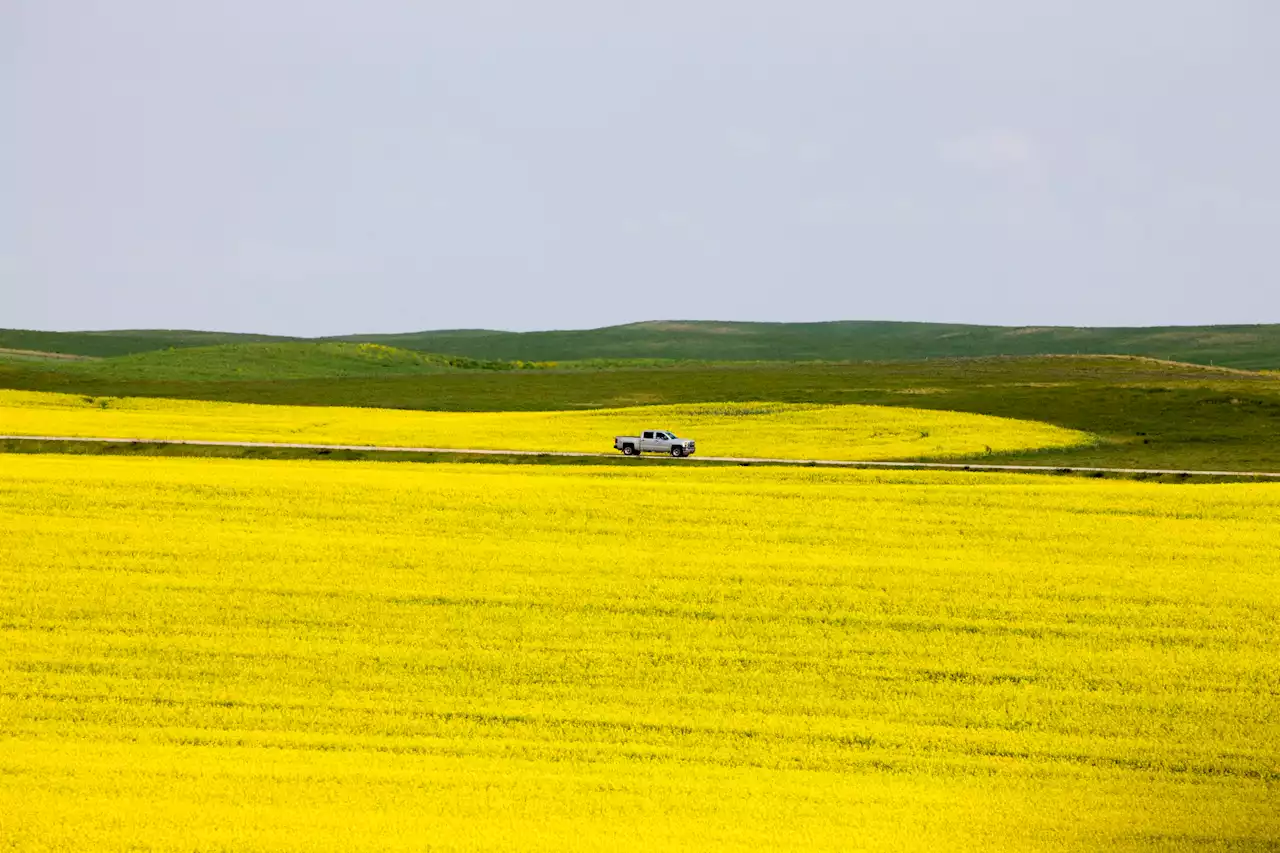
[5, 434, 1280, 479]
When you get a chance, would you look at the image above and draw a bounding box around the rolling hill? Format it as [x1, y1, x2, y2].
[1, 342, 530, 381]
[6, 320, 1280, 369]
[0, 329, 295, 358]
[334, 321, 1280, 369]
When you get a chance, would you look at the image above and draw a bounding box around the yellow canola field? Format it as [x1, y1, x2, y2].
[0, 389, 1091, 460]
[2, 455, 1278, 852]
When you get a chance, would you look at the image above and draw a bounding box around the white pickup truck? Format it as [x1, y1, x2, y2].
[614, 430, 696, 457]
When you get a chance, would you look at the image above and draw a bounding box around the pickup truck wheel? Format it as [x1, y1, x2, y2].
[622, 444, 637, 456]
[670, 446, 684, 457]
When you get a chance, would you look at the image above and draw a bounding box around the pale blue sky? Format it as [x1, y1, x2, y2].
[5, 1, 1278, 335]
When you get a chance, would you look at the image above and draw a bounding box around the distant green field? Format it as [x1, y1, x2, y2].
[0, 340, 701, 379]
[4, 355, 1278, 473]
[333, 320, 1280, 370]
[8, 320, 1280, 368]
[0, 329, 294, 358]
[6, 342, 551, 381]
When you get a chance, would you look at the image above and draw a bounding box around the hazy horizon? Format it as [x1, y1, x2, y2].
[11, 316, 1280, 339]
[7, 2, 1279, 335]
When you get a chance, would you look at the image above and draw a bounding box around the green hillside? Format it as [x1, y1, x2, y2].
[334, 321, 1280, 369]
[8, 321, 1280, 368]
[8, 342, 538, 381]
[0, 329, 296, 358]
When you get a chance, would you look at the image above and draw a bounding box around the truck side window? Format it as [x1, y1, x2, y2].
[643, 432, 653, 439]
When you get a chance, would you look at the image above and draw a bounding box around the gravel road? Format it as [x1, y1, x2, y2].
[5, 434, 1279, 479]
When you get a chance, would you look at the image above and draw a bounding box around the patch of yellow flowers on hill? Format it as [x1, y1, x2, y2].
[1, 456, 1277, 851]
[0, 389, 1092, 460]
